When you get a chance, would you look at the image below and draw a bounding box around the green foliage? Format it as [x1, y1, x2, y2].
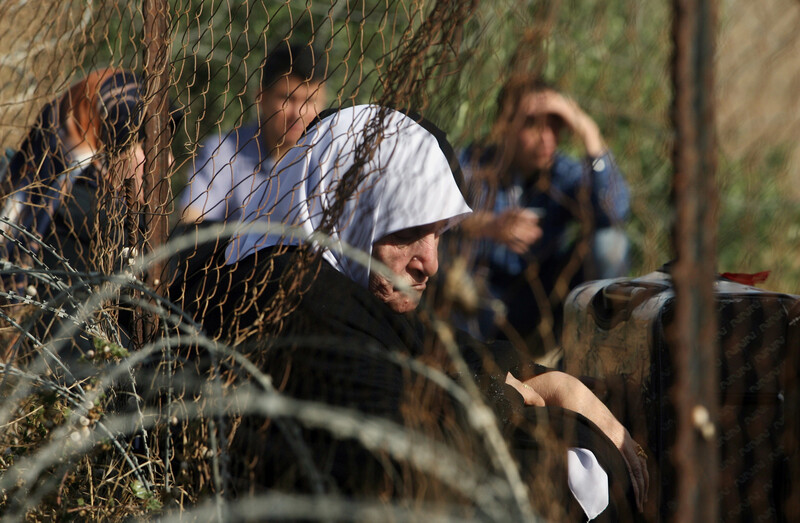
[717, 144, 800, 290]
[131, 479, 162, 511]
[91, 337, 130, 360]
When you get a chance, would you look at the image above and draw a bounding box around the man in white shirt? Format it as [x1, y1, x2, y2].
[180, 43, 327, 224]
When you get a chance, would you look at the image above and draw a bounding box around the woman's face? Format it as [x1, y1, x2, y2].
[369, 220, 446, 313]
[507, 91, 563, 173]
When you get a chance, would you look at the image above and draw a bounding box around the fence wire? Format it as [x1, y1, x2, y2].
[1, 0, 799, 521]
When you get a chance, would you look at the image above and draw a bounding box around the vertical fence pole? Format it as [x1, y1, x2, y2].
[142, 0, 172, 340]
[670, 0, 719, 520]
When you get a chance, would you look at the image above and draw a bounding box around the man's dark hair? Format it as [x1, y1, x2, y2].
[261, 43, 323, 91]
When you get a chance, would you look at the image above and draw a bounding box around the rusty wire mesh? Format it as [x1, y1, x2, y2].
[1, 0, 799, 520]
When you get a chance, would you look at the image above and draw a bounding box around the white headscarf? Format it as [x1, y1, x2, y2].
[226, 105, 472, 287]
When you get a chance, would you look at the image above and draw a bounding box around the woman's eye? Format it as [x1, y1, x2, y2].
[391, 231, 416, 243]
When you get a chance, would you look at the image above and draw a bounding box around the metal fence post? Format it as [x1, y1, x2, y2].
[142, 0, 172, 341]
[670, 0, 719, 520]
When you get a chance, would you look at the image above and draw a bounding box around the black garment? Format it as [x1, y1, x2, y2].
[4, 167, 140, 366]
[44, 172, 123, 275]
[489, 245, 587, 354]
[182, 246, 640, 521]
[1, 165, 135, 288]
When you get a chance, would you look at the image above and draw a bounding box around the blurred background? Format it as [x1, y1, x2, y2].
[1, 0, 799, 288]
[1, 0, 799, 520]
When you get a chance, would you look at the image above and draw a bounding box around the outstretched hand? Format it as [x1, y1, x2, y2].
[506, 371, 649, 512]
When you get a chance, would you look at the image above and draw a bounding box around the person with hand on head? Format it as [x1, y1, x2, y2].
[460, 76, 631, 356]
[190, 105, 647, 520]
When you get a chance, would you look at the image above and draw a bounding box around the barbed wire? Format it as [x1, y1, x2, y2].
[1, 0, 800, 520]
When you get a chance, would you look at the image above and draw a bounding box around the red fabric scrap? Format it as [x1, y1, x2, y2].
[720, 271, 770, 286]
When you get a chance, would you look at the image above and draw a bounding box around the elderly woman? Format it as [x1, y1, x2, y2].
[188, 105, 647, 520]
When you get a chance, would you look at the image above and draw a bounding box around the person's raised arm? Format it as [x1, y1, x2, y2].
[535, 90, 630, 225]
[534, 90, 606, 158]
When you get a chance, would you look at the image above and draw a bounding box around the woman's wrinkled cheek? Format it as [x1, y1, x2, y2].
[368, 272, 420, 313]
[368, 273, 393, 302]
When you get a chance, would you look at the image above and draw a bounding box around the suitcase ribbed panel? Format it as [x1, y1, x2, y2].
[563, 272, 799, 522]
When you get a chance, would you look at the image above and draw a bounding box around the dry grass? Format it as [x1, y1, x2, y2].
[2, 0, 800, 520]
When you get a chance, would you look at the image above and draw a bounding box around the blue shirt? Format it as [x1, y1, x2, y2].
[181, 122, 277, 223]
[464, 150, 630, 278]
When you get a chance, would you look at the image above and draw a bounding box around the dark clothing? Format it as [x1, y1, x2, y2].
[41, 170, 128, 277]
[467, 151, 629, 275]
[2, 164, 133, 291]
[182, 247, 640, 520]
[1, 164, 139, 365]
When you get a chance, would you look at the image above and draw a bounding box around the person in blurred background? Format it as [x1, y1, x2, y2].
[0, 68, 179, 361]
[171, 43, 327, 299]
[460, 76, 630, 357]
[179, 42, 327, 225]
[1, 68, 178, 283]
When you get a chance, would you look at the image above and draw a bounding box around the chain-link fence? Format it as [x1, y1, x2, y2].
[1, 0, 799, 520]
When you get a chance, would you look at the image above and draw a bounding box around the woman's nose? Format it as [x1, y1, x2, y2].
[410, 233, 439, 278]
[540, 125, 558, 149]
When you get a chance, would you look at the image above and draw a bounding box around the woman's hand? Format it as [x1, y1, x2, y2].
[615, 424, 650, 513]
[492, 208, 543, 254]
[509, 371, 649, 512]
[520, 90, 607, 158]
[463, 209, 542, 254]
[505, 372, 545, 406]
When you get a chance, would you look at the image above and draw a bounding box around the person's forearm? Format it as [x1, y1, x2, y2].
[522, 371, 623, 438]
[588, 152, 630, 223]
[578, 118, 606, 158]
[510, 369, 649, 511]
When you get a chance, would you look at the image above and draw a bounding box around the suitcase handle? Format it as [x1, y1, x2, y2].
[590, 282, 668, 330]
